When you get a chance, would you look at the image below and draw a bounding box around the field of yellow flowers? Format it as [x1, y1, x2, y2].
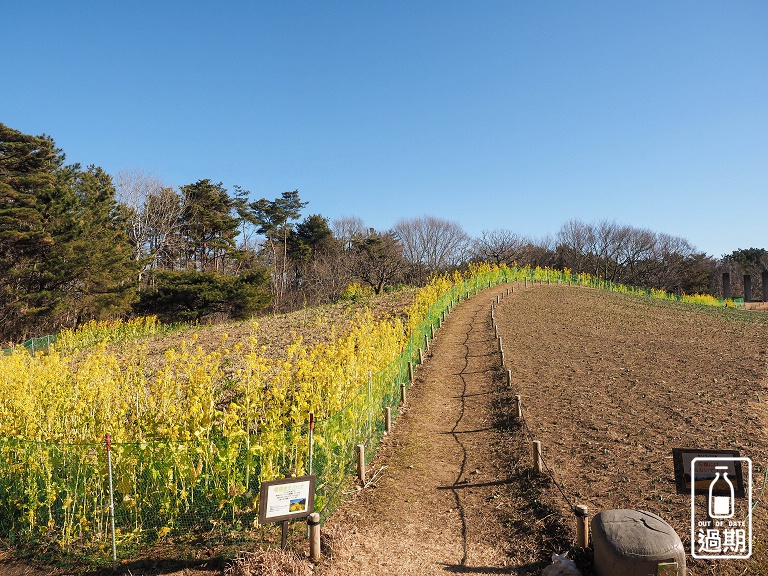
[0, 264, 740, 560]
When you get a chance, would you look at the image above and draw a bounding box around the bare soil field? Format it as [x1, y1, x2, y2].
[492, 284, 768, 575]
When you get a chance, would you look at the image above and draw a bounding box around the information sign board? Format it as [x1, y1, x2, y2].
[258, 475, 315, 525]
[672, 448, 745, 496]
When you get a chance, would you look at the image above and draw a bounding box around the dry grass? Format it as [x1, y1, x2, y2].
[225, 548, 312, 576]
[112, 288, 417, 373]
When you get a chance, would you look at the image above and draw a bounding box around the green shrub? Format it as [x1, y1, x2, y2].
[135, 270, 271, 323]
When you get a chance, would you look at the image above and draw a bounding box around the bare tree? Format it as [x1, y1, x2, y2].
[393, 216, 470, 282]
[555, 218, 708, 292]
[332, 216, 366, 252]
[519, 234, 557, 268]
[472, 229, 530, 265]
[115, 168, 185, 284]
[616, 226, 656, 286]
[348, 230, 405, 294]
[556, 220, 591, 272]
[296, 248, 353, 305]
[650, 233, 697, 292]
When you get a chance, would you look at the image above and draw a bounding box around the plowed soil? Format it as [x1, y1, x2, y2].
[317, 283, 768, 576]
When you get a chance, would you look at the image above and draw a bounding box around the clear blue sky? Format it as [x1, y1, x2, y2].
[4, 1, 766, 257]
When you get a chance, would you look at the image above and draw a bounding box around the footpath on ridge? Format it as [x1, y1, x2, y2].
[317, 284, 563, 576]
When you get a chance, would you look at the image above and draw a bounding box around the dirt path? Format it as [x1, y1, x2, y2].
[318, 285, 557, 576]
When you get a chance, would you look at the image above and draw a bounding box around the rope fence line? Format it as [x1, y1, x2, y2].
[490, 288, 590, 548]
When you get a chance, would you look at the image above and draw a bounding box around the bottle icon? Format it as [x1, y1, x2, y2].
[709, 465, 735, 519]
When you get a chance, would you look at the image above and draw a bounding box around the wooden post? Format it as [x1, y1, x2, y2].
[400, 382, 406, 405]
[384, 406, 391, 433]
[356, 444, 366, 484]
[418, 347, 424, 364]
[532, 440, 543, 474]
[424, 333, 430, 353]
[500, 348, 505, 367]
[308, 513, 321, 562]
[515, 395, 522, 419]
[281, 519, 289, 549]
[408, 360, 414, 382]
[575, 505, 589, 548]
[494, 324, 499, 339]
[105, 435, 117, 568]
[430, 324, 435, 340]
[498, 336, 503, 353]
[507, 369, 512, 387]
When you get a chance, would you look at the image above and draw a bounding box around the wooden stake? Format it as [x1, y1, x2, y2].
[384, 406, 391, 433]
[507, 369, 512, 387]
[532, 440, 543, 474]
[576, 505, 589, 548]
[408, 360, 414, 383]
[400, 382, 406, 405]
[356, 444, 366, 484]
[418, 347, 424, 364]
[498, 336, 503, 353]
[424, 334, 430, 352]
[308, 513, 321, 562]
[281, 519, 289, 549]
[515, 395, 522, 419]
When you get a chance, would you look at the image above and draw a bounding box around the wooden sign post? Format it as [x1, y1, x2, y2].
[258, 475, 316, 549]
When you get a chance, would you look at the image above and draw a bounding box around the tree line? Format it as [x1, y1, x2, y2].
[1, 122, 764, 343]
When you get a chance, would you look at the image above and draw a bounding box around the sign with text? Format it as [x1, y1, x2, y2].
[672, 448, 746, 496]
[258, 475, 316, 524]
